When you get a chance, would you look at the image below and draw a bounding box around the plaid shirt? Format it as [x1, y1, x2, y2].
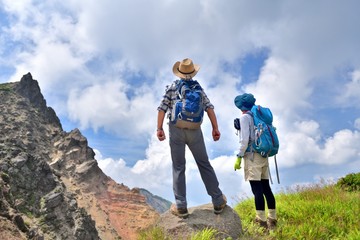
[157, 79, 214, 119]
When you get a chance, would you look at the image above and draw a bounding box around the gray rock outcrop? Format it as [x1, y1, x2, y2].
[0, 73, 99, 239]
[156, 204, 243, 240]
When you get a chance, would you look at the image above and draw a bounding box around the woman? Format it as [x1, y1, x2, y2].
[234, 93, 277, 230]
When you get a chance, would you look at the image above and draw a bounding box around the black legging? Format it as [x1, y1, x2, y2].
[249, 179, 276, 210]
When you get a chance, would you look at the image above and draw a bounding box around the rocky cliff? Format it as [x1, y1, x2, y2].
[0, 73, 166, 239]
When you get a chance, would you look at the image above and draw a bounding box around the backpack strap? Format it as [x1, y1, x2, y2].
[176, 79, 203, 98]
[175, 79, 185, 99]
[245, 110, 253, 117]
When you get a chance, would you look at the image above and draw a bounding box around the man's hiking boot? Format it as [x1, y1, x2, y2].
[267, 218, 277, 230]
[213, 194, 227, 214]
[255, 218, 268, 230]
[170, 204, 189, 219]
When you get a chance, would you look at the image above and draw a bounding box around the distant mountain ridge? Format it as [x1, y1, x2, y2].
[0, 73, 170, 239]
[139, 188, 171, 214]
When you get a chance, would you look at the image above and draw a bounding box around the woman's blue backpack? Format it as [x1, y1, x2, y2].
[250, 105, 279, 157]
[234, 105, 279, 157]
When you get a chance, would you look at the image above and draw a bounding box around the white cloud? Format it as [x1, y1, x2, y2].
[246, 57, 312, 120]
[355, 118, 360, 130]
[272, 123, 360, 168]
[294, 120, 321, 140]
[68, 81, 130, 130]
[322, 129, 360, 165]
[67, 80, 158, 135]
[339, 70, 360, 107]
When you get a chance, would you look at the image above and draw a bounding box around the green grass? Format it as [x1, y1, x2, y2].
[190, 228, 222, 240]
[138, 226, 171, 240]
[138, 173, 360, 240]
[138, 227, 225, 240]
[234, 175, 360, 240]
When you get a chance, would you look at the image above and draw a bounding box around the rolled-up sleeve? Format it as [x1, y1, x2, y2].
[157, 87, 171, 112]
[157, 81, 178, 114]
[202, 90, 214, 111]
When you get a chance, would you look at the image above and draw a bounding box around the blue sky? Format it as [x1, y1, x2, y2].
[1, 0, 360, 207]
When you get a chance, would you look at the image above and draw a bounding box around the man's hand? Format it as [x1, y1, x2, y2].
[234, 156, 242, 171]
[157, 129, 166, 141]
[207, 108, 220, 141]
[212, 129, 221, 141]
[157, 110, 166, 141]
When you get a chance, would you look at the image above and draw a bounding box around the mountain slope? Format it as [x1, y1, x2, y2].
[0, 73, 163, 239]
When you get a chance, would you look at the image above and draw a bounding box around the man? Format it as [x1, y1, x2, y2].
[234, 93, 277, 230]
[157, 58, 226, 218]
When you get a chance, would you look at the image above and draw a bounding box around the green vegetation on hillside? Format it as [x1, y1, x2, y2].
[0, 83, 12, 91]
[336, 172, 360, 192]
[235, 173, 360, 240]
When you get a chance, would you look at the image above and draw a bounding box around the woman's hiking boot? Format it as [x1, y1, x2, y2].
[254, 218, 268, 230]
[170, 204, 189, 219]
[213, 194, 227, 214]
[267, 217, 277, 230]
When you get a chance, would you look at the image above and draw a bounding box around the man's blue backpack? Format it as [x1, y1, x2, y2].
[234, 105, 279, 157]
[171, 79, 204, 129]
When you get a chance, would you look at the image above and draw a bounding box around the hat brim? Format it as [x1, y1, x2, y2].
[172, 61, 200, 79]
[234, 94, 256, 111]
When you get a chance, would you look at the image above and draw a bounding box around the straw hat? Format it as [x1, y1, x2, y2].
[172, 58, 200, 79]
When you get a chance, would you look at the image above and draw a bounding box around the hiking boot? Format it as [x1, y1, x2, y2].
[254, 218, 268, 229]
[213, 194, 227, 214]
[267, 218, 277, 230]
[170, 204, 189, 219]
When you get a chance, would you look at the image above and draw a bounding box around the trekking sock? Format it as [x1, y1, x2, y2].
[256, 210, 266, 221]
[268, 209, 277, 220]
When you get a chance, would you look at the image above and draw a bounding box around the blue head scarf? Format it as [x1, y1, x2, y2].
[234, 93, 256, 111]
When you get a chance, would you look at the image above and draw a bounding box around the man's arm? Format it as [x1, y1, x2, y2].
[206, 108, 220, 141]
[157, 110, 166, 141]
